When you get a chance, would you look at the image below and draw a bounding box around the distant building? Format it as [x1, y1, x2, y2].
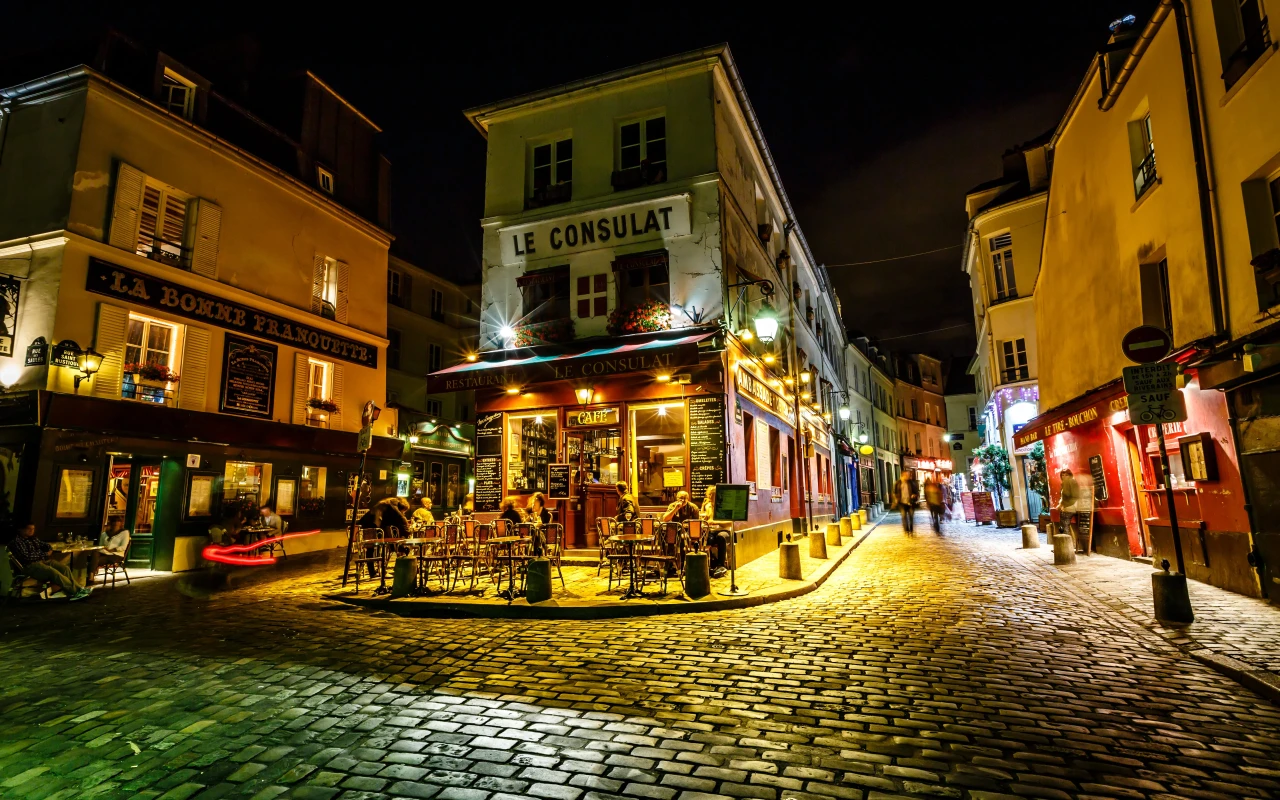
[943, 367, 980, 493]
[893, 353, 950, 484]
[870, 351, 899, 504]
[843, 337, 877, 511]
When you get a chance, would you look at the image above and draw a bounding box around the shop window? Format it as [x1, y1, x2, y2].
[299, 466, 328, 517]
[630, 403, 686, 506]
[54, 467, 94, 520]
[743, 411, 756, 483]
[123, 313, 181, 406]
[223, 461, 269, 515]
[507, 412, 557, 493]
[137, 181, 190, 267]
[1139, 259, 1173, 338]
[576, 273, 608, 318]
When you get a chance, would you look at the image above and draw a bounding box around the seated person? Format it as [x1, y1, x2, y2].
[699, 486, 730, 578]
[412, 496, 434, 525]
[88, 519, 130, 584]
[8, 523, 91, 601]
[498, 496, 525, 530]
[259, 504, 284, 540]
[526, 492, 552, 526]
[614, 482, 639, 522]
[662, 490, 700, 524]
[460, 494, 475, 518]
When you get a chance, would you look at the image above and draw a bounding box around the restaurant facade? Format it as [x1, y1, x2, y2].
[434, 46, 849, 563]
[0, 35, 402, 570]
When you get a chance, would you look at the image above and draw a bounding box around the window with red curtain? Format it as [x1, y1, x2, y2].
[744, 412, 756, 482]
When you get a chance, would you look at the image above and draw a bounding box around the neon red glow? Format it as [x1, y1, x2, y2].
[201, 529, 322, 566]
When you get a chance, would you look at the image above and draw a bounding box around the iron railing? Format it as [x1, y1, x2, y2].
[1134, 150, 1158, 199]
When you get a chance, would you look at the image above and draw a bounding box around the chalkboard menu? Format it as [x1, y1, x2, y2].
[547, 463, 571, 500]
[1076, 508, 1094, 553]
[476, 412, 502, 457]
[474, 455, 502, 512]
[972, 491, 996, 523]
[1088, 454, 1108, 501]
[688, 394, 726, 503]
[220, 335, 277, 419]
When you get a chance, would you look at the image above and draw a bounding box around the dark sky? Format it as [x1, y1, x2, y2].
[27, 3, 1155, 359]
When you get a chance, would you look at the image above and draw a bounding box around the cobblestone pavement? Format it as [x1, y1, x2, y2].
[3, 515, 1280, 800]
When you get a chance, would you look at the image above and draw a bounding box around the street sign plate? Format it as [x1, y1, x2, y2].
[1122, 325, 1172, 364]
[358, 424, 373, 453]
[1122, 363, 1177, 394]
[1127, 389, 1188, 425]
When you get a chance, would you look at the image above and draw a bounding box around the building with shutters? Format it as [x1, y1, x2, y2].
[870, 354, 900, 507]
[842, 337, 877, 513]
[894, 353, 951, 485]
[0, 32, 398, 570]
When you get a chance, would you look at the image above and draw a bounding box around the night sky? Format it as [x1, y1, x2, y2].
[20, 3, 1156, 359]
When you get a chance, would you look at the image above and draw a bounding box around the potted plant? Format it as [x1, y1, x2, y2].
[124, 362, 179, 387]
[307, 397, 339, 414]
[514, 317, 575, 346]
[973, 443, 1015, 525]
[606, 298, 671, 336]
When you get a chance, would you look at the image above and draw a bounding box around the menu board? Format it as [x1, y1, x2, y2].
[713, 483, 750, 522]
[1076, 508, 1094, 553]
[960, 491, 976, 522]
[972, 491, 996, 523]
[474, 455, 502, 512]
[1088, 454, 1108, 501]
[547, 464, 571, 500]
[55, 468, 93, 519]
[186, 474, 214, 518]
[220, 335, 277, 419]
[688, 394, 726, 504]
[476, 412, 502, 457]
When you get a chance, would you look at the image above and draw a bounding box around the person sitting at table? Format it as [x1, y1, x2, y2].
[7, 523, 91, 601]
[498, 496, 525, 531]
[87, 518, 130, 585]
[526, 492, 552, 526]
[662, 490, 699, 524]
[412, 496, 434, 525]
[615, 482, 638, 522]
[258, 504, 284, 542]
[699, 486, 730, 578]
[459, 494, 475, 518]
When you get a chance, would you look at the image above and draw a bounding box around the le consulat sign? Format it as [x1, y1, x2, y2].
[428, 342, 698, 393]
[499, 194, 691, 265]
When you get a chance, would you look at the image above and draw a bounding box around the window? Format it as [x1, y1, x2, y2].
[989, 233, 1017, 301]
[968, 406, 978, 431]
[387, 328, 401, 371]
[620, 116, 666, 172]
[223, 461, 268, 504]
[618, 259, 669, 310]
[137, 182, 189, 267]
[755, 419, 772, 490]
[316, 257, 340, 319]
[914, 432, 922, 454]
[428, 343, 443, 373]
[308, 358, 330, 401]
[299, 467, 327, 516]
[1001, 338, 1029, 383]
[520, 269, 571, 324]
[631, 403, 686, 506]
[530, 139, 572, 205]
[388, 270, 403, 306]
[160, 68, 195, 120]
[317, 166, 334, 194]
[431, 289, 444, 321]
[123, 314, 179, 404]
[1213, 0, 1271, 89]
[1132, 113, 1158, 199]
[460, 404, 469, 421]
[769, 427, 781, 489]
[426, 399, 443, 416]
[911, 399, 918, 420]
[576, 273, 609, 318]
[1140, 258, 1173, 338]
[743, 411, 756, 483]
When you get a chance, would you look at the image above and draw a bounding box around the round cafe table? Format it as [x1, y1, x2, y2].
[487, 536, 524, 604]
[611, 533, 652, 599]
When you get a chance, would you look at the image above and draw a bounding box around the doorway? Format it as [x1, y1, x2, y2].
[565, 427, 622, 548]
[103, 454, 162, 568]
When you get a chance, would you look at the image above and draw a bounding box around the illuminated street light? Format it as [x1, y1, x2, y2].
[838, 406, 850, 421]
[753, 304, 779, 344]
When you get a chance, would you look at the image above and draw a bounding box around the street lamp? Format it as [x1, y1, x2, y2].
[753, 303, 778, 344]
[838, 405, 851, 421]
[74, 347, 103, 390]
[800, 367, 812, 384]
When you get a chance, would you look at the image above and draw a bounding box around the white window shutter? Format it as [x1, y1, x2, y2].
[311, 254, 325, 314]
[188, 199, 222, 279]
[293, 353, 310, 425]
[178, 327, 211, 411]
[91, 304, 129, 399]
[331, 363, 345, 429]
[336, 260, 350, 323]
[108, 163, 145, 251]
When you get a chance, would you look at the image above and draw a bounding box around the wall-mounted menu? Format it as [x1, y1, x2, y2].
[547, 464, 571, 500]
[688, 394, 726, 503]
[476, 412, 502, 456]
[1088, 454, 1108, 501]
[474, 455, 502, 512]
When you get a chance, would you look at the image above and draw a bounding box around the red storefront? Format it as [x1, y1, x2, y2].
[1014, 374, 1258, 596]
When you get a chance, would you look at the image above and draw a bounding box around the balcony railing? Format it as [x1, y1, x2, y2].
[527, 182, 572, 209]
[1001, 366, 1030, 384]
[136, 236, 190, 269]
[1223, 16, 1271, 89]
[122, 378, 175, 407]
[1134, 150, 1158, 199]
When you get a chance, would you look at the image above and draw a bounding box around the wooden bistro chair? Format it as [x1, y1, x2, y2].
[595, 518, 616, 576]
[418, 524, 455, 592]
[605, 520, 639, 592]
[638, 534, 674, 595]
[684, 518, 704, 552]
[92, 542, 132, 588]
[352, 527, 385, 595]
[544, 523, 566, 588]
[452, 520, 490, 592]
[5, 548, 52, 602]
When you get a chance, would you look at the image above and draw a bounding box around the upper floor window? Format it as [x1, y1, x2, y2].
[616, 254, 669, 309]
[1131, 113, 1158, 199]
[1214, 0, 1272, 89]
[911, 398, 918, 420]
[529, 139, 572, 207]
[428, 343, 443, 373]
[613, 116, 667, 190]
[968, 406, 978, 431]
[1001, 338, 1029, 383]
[314, 256, 342, 320]
[317, 166, 334, 195]
[388, 270, 406, 308]
[387, 328, 401, 371]
[123, 313, 180, 405]
[519, 267, 571, 324]
[138, 182, 190, 267]
[308, 358, 331, 401]
[430, 289, 445, 321]
[576, 273, 608, 319]
[426, 399, 443, 416]
[1140, 258, 1173, 339]
[989, 233, 1017, 301]
[161, 68, 196, 120]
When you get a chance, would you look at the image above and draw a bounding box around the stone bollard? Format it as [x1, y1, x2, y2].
[826, 523, 841, 545]
[1021, 524, 1040, 549]
[390, 556, 417, 598]
[809, 530, 828, 559]
[525, 558, 552, 603]
[858, 508, 869, 526]
[1052, 534, 1076, 565]
[1152, 571, 1194, 623]
[684, 552, 710, 598]
[779, 541, 802, 579]
[848, 514, 862, 532]
[840, 516, 852, 537]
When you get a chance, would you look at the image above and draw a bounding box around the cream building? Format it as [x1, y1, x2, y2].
[870, 355, 900, 502]
[0, 33, 395, 571]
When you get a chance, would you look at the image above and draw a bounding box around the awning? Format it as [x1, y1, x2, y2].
[1013, 380, 1125, 450]
[427, 329, 717, 393]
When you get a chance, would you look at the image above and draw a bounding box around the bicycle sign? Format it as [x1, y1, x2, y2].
[1127, 389, 1187, 425]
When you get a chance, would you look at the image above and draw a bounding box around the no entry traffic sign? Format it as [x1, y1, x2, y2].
[1122, 326, 1172, 364]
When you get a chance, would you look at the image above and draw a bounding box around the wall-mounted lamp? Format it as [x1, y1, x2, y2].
[838, 406, 851, 421]
[655, 374, 671, 383]
[576, 386, 593, 404]
[506, 387, 521, 396]
[753, 303, 779, 344]
[408, 434, 420, 445]
[74, 347, 103, 390]
[0, 365, 21, 391]
[800, 368, 812, 384]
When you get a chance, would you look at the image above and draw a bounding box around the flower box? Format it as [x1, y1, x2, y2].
[514, 318, 575, 347]
[124, 362, 179, 384]
[307, 397, 339, 414]
[606, 299, 671, 336]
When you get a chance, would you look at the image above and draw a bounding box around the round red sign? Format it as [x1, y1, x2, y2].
[1121, 325, 1172, 364]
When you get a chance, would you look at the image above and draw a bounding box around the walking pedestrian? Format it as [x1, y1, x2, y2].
[895, 472, 919, 534]
[924, 477, 944, 533]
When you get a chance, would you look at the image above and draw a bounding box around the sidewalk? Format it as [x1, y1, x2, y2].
[1010, 529, 1280, 702]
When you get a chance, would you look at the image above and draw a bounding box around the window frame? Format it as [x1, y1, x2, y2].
[576, 273, 609, 319]
[989, 233, 1017, 301]
[425, 399, 443, 417]
[428, 343, 443, 373]
[317, 166, 334, 194]
[1001, 338, 1029, 383]
[137, 180, 191, 268]
[160, 68, 196, 120]
[617, 115, 667, 172]
[307, 358, 332, 402]
[388, 270, 403, 306]
[387, 328, 401, 371]
[430, 288, 445, 321]
[123, 312, 182, 404]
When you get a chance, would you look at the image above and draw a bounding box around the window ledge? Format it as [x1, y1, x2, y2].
[1220, 42, 1279, 107]
[1130, 177, 1163, 214]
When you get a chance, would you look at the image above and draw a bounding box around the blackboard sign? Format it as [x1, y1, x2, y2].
[476, 412, 502, 457]
[688, 394, 726, 503]
[24, 337, 47, 367]
[547, 463, 571, 500]
[219, 335, 277, 419]
[972, 491, 996, 523]
[1088, 454, 1108, 501]
[474, 455, 502, 512]
[1076, 508, 1094, 553]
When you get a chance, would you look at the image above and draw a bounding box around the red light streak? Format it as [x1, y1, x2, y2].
[201, 529, 323, 566]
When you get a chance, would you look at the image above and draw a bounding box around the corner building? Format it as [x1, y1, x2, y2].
[431, 46, 848, 561]
[0, 34, 400, 570]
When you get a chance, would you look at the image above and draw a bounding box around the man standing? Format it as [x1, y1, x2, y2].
[8, 524, 91, 601]
[924, 477, 945, 533]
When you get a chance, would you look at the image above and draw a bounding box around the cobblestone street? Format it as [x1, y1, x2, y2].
[3, 516, 1280, 800]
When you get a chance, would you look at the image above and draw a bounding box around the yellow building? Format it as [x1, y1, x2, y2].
[893, 354, 949, 483]
[0, 33, 396, 570]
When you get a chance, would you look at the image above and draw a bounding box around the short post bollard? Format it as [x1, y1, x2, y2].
[525, 558, 552, 603]
[684, 552, 710, 598]
[1052, 533, 1076, 565]
[858, 508, 869, 526]
[847, 514, 862, 532]
[390, 556, 417, 598]
[1021, 524, 1040, 549]
[825, 523, 841, 546]
[809, 530, 828, 559]
[1152, 564, 1194, 624]
[779, 541, 802, 579]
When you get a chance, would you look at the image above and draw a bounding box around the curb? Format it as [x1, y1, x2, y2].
[327, 516, 882, 621]
[1188, 649, 1280, 707]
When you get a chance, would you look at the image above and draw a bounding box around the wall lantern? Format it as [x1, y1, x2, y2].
[753, 304, 779, 344]
[800, 368, 812, 384]
[408, 434, 420, 445]
[576, 386, 593, 404]
[74, 347, 103, 390]
[838, 406, 851, 421]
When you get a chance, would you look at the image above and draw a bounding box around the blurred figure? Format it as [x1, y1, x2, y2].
[88, 518, 130, 584]
[412, 496, 434, 525]
[1057, 468, 1079, 545]
[895, 472, 919, 534]
[699, 486, 729, 577]
[924, 477, 944, 533]
[615, 482, 638, 522]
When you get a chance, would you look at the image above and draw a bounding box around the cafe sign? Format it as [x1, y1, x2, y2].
[566, 407, 620, 427]
[499, 194, 691, 265]
[86, 258, 378, 368]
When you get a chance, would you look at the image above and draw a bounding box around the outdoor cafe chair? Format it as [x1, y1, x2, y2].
[637, 535, 673, 595]
[605, 520, 639, 592]
[352, 526, 385, 594]
[5, 548, 52, 602]
[452, 521, 490, 592]
[544, 523, 566, 588]
[684, 518, 704, 552]
[595, 518, 616, 576]
[92, 541, 132, 588]
[418, 524, 459, 591]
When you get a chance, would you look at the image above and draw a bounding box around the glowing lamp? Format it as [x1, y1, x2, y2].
[656, 374, 671, 383]
[74, 347, 103, 389]
[838, 406, 850, 421]
[823, 411, 832, 423]
[506, 387, 520, 395]
[408, 434, 420, 445]
[0, 365, 20, 389]
[739, 328, 754, 342]
[500, 326, 516, 347]
[858, 432, 869, 444]
[576, 387, 593, 404]
[763, 353, 776, 365]
[800, 368, 812, 384]
[753, 304, 779, 344]
[465, 354, 478, 362]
